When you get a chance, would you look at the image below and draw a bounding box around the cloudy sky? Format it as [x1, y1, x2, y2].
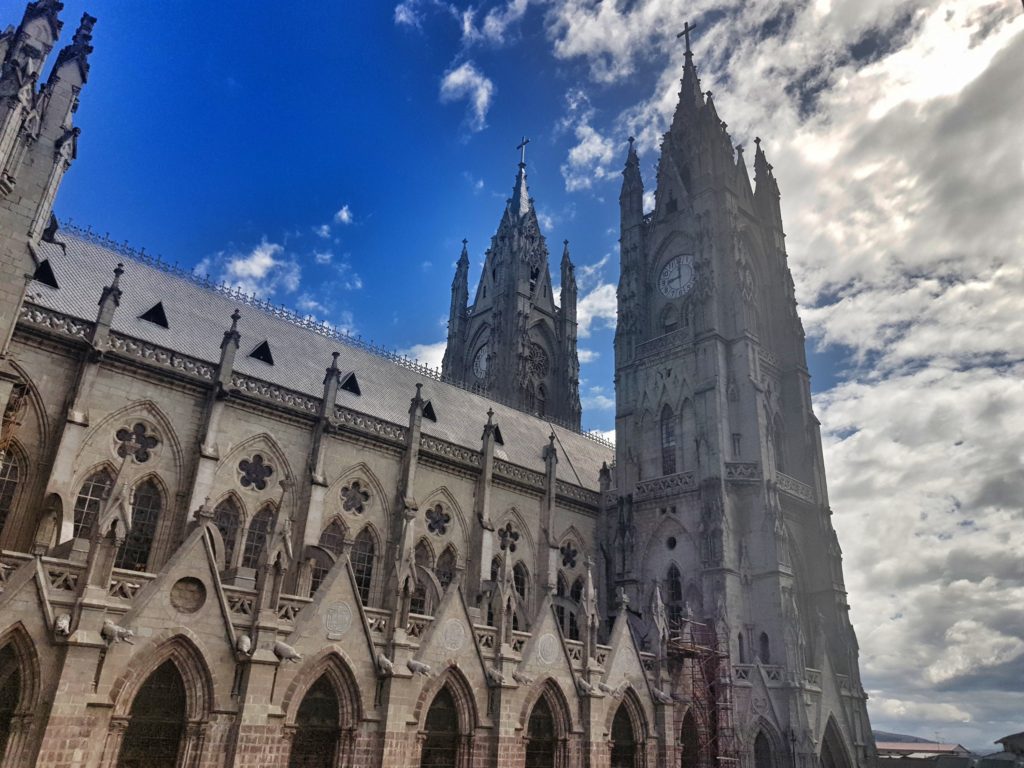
[24, 0, 1023, 751]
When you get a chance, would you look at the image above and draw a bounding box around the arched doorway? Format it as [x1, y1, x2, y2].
[289, 674, 340, 768]
[0, 644, 21, 759]
[680, 710, 699, 768]
[525, 695, 556, 768]
[755, 731, 773, 768]
[421, 685, 459, 767]
[116, 660, 186, 768]
[819, 719, 853, 768]
[611, 703, 637, 768]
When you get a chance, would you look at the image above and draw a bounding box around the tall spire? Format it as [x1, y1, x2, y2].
[620, 136, 644, 226]
[675, 20, 704, 117]
[510, 136, 532, 218]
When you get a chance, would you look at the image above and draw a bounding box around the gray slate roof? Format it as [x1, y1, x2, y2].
[26, 232, 613, 491]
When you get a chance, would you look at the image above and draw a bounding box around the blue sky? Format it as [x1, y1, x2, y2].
[12, 0, 1024, 751]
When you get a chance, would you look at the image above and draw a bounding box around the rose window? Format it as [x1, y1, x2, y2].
[115, 423, 159, 463]
[498, 522, 519, 553]
[559, 542, 578, 568]
[528, 343, 549, 378]
[239, 455, 273, 491]
[425, 504, 450, 536]
[342, 481, 369, 514]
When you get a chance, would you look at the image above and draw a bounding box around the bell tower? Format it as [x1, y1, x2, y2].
[610, 29, 875, 768]
[442, 141, 582, 428]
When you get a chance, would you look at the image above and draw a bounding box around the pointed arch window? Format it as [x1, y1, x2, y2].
[536, 385, 547, 416]
[772, 415, 786, 474]
[411, 540, 434, 615]
[0, 450, 20, 535]
[759, 632, 771, 664]
[525, 381, 535, 411]
[241, 505, 274, 569]
[116, 660, 186, 767]
[555, 572, 582, 641]
[351, 527, 376, 605]
[73, 469, 113, 540]
[666, 565, 684, 627]
[288, 674, 340, 768]
[680, 710, 700, 768]
[436, 545, 457, 590]
[318, 519, 346, 557]
[212, 498, 242, 568]
[114, 480, 162, 572]
[661, 404, 677, 476]
[513, 561, 528, 603]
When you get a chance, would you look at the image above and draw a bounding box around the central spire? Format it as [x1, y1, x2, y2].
[510, 136, 532, 218]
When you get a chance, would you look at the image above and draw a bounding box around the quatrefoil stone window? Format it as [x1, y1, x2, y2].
[498, 522, 519, 553]
[559, 542, 578, 568]
[342, 481, 370, 514]
[239, 454, 273, 491]
[425, 504, 450, 536]
[115, 423, 159, 463]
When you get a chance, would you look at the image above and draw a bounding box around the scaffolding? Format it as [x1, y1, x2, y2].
[668, 617, 738, 768]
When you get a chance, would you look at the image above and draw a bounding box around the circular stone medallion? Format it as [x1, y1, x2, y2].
[538, 633, 559, 665]
[170, 577, 206, 614]
[442, 618, 466, 651]
[323, 601, 353, 639]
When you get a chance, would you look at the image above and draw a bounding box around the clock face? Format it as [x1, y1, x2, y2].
[658, 255, 695, 298]
[472, 346, 488, 379]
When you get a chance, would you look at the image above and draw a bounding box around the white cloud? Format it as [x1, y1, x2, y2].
[582, 392, 614, 410]
[440, 61, 495, 132]
[400, 340, 447, 369]
[334, 205, 353, 225]
[558, 88, 617, 192]
[578, 348, 599, 363]
[204, 239, 301, 299]
[314, 251, 333, 265]
[589, 427, 615, 444]
[576, 282, 617, 337]
[394, 1, 421, 27]
[462, 0, 531, 45]
[314, 224, 330, 239]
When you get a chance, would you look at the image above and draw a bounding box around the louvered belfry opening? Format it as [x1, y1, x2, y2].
[116, 660, 186, 768]
[420, 686, 459, 767]
[288, 674, 340, 768]
[525, 695, 556, 768]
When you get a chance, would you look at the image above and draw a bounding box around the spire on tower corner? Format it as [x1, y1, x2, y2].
[620, 136, 644, 224]
[52, 12, 96, 83]
[509, 136, 532, 218]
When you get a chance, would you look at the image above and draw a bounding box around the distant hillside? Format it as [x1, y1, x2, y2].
[873, 731, 936, 744]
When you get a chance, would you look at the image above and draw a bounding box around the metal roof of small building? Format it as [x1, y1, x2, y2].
[25, 229, 614, 491]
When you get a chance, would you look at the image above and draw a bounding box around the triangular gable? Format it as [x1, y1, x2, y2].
[0, 557, 55, 635]
[122, 523, 237, 652]
[409, 582, 488, 693]
[600, 608, 658, 722]
[514, 593, 577, 698]
[282, 556, 377, 675]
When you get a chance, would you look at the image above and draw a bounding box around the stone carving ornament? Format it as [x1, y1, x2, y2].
[425, 503, 450, 535]
[498, 522, 519, 552]
[538, 633, 559, 665]
[559, 541, 578, 568]
[442, 618, 466, 651]
[528, 342, 549, 378]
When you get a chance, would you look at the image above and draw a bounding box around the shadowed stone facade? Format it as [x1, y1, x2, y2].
[0, 5, 875, 768]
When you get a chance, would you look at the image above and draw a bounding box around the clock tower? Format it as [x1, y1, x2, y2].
[610, 34, 875, 768]
[442, 149, 582, 428]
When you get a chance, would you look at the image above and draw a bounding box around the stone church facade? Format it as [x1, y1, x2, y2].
[0, 4, 876, 768]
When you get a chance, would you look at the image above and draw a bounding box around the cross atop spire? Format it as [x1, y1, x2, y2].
[676, 20, 697, 57]
[516, 136, 530, 167]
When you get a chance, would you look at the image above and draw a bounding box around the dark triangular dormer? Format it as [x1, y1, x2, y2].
[340, 371, 361, 396]
[249, 340, 274, 365]
[493, 425, 504, 445]
[138, 301, 169, 328]
[422, 400, 437, 422]
[33, 259, 59, 289]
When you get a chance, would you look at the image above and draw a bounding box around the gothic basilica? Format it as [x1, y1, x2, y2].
[0, 3, 876, 767]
